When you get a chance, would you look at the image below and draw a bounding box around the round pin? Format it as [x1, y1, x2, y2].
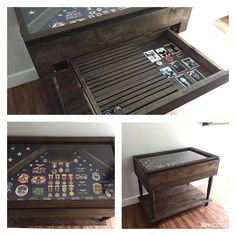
[156, 60, 163, 66]
[69, 191, 74, 197]
[113, 106, 122, 113]
[165, 55, 173, 62]
[55, 193, 60, 197]
[51, 169, 57, 174]
[65, 168, 70, 173]
[15, 184, 28, 197]
[73, 158, 78, 163]
[62, 193, 67, 197]
[59, 168, 63, 173]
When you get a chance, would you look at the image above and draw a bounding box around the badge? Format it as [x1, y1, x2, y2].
[52, 162, 57, 168]
[65, 162, 70, 168]
[187, 69, 205, 82]
[155, 47, 170, 58]
[62, 174, 67, 181]
[164, 43, 181, 54]
[175, 74, 194, 87]
[55, 185, 60, 192]
[55, 193, 60, 197]
[48, 185, 53, 193]
[62, 193, 67, 197]
[75, 174, 87, 180]
[65, 168, 70, 173]
[93, 183, 102, 194]
[62, 185, 67, 193]
[160, 66, 176, 78]
[73, 158, 79, 163]
[59, 168, 63, 173]
[31, 176, 46, 184]
[15, 184, 28, 197]
[32, 187, 45, 197]
[69, 185, 74, 192]
[143, 50, 161, 63]
[182, 57, 199, 69]
[18, 173, 29, 183]
[68, 174, 74, 181]
[55, 174, 60, 180]
[51, 169, 57, 174]
[48, 174, 53, 180]
[33, 164, 46, 174]
[48, 180, 53, 185]
[69, 191, 74, 197]
[92, 172, 101, 181]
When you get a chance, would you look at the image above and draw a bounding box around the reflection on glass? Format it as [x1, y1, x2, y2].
[20, 7, 128, 34]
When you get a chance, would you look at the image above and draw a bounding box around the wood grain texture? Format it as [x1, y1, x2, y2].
[7, 80, 55, 114]
[122, 195, 228, 228]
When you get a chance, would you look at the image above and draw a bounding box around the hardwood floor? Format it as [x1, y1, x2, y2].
[122, 192, 228, 229]
[30, 217, 114, 229]
[8, 80, 55, 114]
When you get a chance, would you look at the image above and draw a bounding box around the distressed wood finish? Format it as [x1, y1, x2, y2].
[14, 7, 228, 114]
[8, 137, 115, 227]
[133, 147, 220, 223]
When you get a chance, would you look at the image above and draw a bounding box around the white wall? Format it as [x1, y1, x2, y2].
[7, 122, 115, 137]
[122, 122, 231, 206]
[7, 8, 38, 88]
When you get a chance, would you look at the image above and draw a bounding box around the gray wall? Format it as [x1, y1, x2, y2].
[7, 8, 38, 88]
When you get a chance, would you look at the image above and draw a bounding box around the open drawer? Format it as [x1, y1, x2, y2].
[70, 29, 228, 114]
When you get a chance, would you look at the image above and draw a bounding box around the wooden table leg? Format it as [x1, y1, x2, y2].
[138, 179, 143, 198]
[205, 176, 213, 206]
[150, 191, 156, 220]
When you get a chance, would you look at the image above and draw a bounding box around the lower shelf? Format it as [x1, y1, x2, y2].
[139, 184, 210, 222]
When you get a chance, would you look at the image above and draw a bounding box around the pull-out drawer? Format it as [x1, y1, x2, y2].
[70, 29, 228, 114]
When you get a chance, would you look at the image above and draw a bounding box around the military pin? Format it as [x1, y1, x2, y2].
[15, 184, 28, 197]
[48, 174, 53, 180]
[73, 158, 78, 163]
[165, 55, 173, 62]
[55, 193, 60, 198]
[52, 162, 57, 169]
[62, 174, 67, 181]
[69, 185, 74, 192]
[55, 185, 60, 193]
[48, 180, 53, 185]
[156, 60, 163, 66]
[62, 193, 67, 197]
[92, 172, 101, 181]
[93, 183, 102, 194]
[51, 169, 57, 174]
[62, 185, 67, 193]
[68, 174, 74, 181]
[55, 180, 60, 185]
[55, 174, 60, 180]
[48, 185, 53, 193]
[59, 168, 63, 173]
[18, 173, 30, 184]
[58, 162, 63, 168]
[69, 181, 73, 185]
[65, 168, 70, 173]
[69, 191, 74, 197]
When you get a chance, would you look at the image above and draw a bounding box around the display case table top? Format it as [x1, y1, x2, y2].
[14, 7, 229, 115]
[133, 147, 220, 223]
[8, 137, 115, 227]
[8, 137, 114, 202]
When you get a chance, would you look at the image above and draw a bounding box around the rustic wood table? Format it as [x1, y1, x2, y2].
[133, 147, 219, 224]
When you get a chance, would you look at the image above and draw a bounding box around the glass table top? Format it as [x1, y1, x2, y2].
[8, 144, 114, 201]
[19, 7, 128, 34]
[138, 150, 208, 171]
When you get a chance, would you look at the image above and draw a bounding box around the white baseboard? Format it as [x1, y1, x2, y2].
[122, 195, 140, 207]
[7, 67, 39, 88]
